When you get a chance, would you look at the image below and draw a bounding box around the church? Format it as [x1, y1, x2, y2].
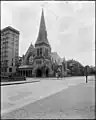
[18, 9, 67, 77]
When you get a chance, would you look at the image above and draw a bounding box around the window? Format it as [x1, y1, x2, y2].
[40, 48, 42, 56]
[9, 68, 12, 72]
[12, 62, 13, 66]
[2, 68, 7, 72]
[37, 48, 39, 56]
[4, 55, 8, 58]
[45, 48, 48, 56]
[15, 49, 18, 52]
[5, 36, 9, 39]
[29, 56, 33, 64]
[5, 68, 7, 72]
[15, 44, 18, 46]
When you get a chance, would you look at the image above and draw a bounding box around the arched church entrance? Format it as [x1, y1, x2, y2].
[36, 68, 42, 77]
[46, 68, 49, 77]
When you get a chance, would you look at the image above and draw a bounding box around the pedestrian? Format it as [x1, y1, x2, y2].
[86, 74, 88, 83]
[57, 68, 61, 79]
[84, 66, 88, 83]
[57, 72, 60, 79]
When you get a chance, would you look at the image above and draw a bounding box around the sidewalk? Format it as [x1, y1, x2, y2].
[1, 77, 64, 86]
[1, 78, 40, 86]
[1, 76, 95, 86]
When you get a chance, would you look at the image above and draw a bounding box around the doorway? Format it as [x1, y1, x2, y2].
[46, 69, 49, 77]
[36, 69, 42, 77]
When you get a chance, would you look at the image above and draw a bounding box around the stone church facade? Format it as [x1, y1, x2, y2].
[18, 9, 67, 77]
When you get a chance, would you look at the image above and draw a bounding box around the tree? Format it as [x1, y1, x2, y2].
[85, 66, 96, 76]
[66, 59, 84, 76]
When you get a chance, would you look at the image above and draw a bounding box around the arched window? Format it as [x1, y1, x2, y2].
[40, 48, 42, 56]
[29, 56, 33, 64]
[37, 48, 39, 56]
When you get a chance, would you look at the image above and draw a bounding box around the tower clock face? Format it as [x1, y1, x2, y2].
[29, 56, 33, 64]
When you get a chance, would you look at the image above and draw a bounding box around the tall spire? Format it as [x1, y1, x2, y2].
[40, 8, 46, 32]
[35, 8, 50, 46]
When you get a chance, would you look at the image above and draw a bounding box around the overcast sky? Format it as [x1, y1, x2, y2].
[1, 1, 95, 66]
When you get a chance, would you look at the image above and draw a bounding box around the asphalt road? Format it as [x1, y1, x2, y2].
[1, 76, 95, 119]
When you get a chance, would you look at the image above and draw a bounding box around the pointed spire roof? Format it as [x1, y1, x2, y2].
[40, 8, 46, 32]
[35, 8, 50, 46]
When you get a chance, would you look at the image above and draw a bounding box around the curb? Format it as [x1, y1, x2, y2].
[1, 80, 40, 86]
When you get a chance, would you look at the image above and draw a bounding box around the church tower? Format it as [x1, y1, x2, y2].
[32, 8, 53, 77]
[34, 8, 51, 63]
[35, 8, 51, 56]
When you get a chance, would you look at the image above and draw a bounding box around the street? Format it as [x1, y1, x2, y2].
[1, 76, 95, 119]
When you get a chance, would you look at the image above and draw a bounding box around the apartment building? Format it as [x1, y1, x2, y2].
[1, 26, 20, 75]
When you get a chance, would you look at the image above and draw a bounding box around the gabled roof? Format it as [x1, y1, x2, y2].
[24, 43, 34, 59]
[25, 43, 34, 55]
[35, 9, 50, 46]
[23, 43, 34, 65]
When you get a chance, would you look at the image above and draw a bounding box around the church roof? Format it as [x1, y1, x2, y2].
[24, 43, 34, 62]
[25, 43, 34, 55]
[35, 9, 50, 46]
[51, 52, 63, 65]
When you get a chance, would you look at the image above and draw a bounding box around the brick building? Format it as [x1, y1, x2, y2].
[1, 26, 20, 75]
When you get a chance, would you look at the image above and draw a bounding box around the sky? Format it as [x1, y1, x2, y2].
[1, 1, 95, 66]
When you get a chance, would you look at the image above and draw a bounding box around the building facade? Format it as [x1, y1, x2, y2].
[1, 26, 20, 75]
[18, 9, 67, 77]
[1, 9, 67, 77]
